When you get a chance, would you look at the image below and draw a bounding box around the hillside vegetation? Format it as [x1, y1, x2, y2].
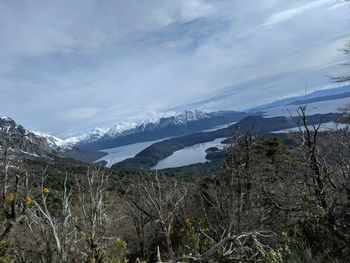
[0, 108, 349, 262]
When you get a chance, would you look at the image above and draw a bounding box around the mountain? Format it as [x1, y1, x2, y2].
[1, 110, 248, 163]
[31, 130, 107, 163]
[65, 127, 110, 146]
[0, 117, 106, 163]
[70, 110, 210, 145]
[249, 84, 350, 112]
[0, 116, 53, 159]
[73, 110, 251, 151]
[115, 112, 342, 169]
[31, 130, 74, 152]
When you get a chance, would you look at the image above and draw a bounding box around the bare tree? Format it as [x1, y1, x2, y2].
[27, 174, 74, 263]
[294, 106, 328, 208]
[119, 178, 154, 260]
[172, 230, 275, 263]
[74, 167, 116, 263]
[198, 131, 264, 239]
[333, 39, 350, 83]
[122, 172, 187, 261]
[293, 105, 350, 249]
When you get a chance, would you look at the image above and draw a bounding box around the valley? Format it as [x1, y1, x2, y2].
[1, 2, 350, 261]
[3, 85, 348, 171]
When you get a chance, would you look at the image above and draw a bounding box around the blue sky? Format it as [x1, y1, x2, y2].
[0, 0, 349, 137]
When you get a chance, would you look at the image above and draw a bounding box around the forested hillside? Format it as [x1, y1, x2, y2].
[1, 108, 349, 262]
[1, 1, 350, 262]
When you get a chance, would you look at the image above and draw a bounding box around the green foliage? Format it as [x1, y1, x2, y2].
[2, 131, 349, 262]
[178, 217, 214, 257]
[0, 240, 14, 263]
[106, 238, 129, 263]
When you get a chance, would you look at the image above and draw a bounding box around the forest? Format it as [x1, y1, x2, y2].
[1, 3, 350, 262]
[1, 106, 350, 263]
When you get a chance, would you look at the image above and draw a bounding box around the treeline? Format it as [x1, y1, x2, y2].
[0, 108, 350, 262]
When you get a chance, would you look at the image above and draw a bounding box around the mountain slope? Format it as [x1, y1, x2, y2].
[31, 130, 107, 163]
[115, 112, 342, 169]
[0, 117, 53, 159]
[76, 110, 251, 151]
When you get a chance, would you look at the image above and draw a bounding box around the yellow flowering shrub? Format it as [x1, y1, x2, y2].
[5, 193, 15, 202]
[25, 196, 33, 206]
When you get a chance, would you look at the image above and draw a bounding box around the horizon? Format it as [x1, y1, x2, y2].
[2, 81, 349, 141]
[1, 0, 350, 137]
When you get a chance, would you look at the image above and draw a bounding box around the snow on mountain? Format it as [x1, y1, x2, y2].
[1, 110, 211, 152]
[31, 130, 74, 152]
[0, 117, 53, 157]
[0, 116, 21, 134]
[65, 127, 109, 145]
[65, 110, 210, 146]
[105, 122, 138, 138]
[172, 110, 209, 124]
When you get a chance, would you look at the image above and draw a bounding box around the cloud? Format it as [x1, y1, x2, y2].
[264, 0, 333, 27]
[56, 107, 100, 121]
[0, 0, 349, 137]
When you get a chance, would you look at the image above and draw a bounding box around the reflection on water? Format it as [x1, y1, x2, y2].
[152, 137, 226, 170]
[202, 122, 236, 132]
[95, 139, 164, 167]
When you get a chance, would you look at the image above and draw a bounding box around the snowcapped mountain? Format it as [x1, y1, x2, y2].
[1, 110, 212, 154]
[0, 116, 52, 158]
[0, 109, 247, 159]
[0, 117, 106, 163]
[72, 110, 248, 151]
[67, 110, 211, 147]
[65, 127, 110, 145]
[105, 122, 139, 138]
[31, 130, 74, 152]
[175, 110, 209, 123]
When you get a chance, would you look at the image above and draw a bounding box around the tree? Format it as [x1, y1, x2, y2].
[333, 15, 350, 83]
[120, 172, 187, 262]
[74, 167, 120, 263]
[290, 106, 350, 260]
[0, 133, 30, 239]
[27, 174, 74, 263]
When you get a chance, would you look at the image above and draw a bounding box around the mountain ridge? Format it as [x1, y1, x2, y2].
[0, 116, 53, 159]
[27, 109, 249, 152]
[248, 84, 350, 112]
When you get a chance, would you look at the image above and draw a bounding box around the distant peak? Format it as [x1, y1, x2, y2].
[62, 109, 212, 146]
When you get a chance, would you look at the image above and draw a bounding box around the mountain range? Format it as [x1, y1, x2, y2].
[1, 85, 349, 168]
[32, 110, 250, 152]
[249, 83, 350, 112]
[0, 109, 249, 163]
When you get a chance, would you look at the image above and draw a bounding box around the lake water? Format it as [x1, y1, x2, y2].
[263, 97, 350, 117]
[95, 139, 165, 167]
[202, 122, 237, 132]
[271, 122, 347, 134]
[152, 137, 226, 170]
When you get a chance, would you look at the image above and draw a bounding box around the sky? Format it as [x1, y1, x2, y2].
[0, 0, 350, 137]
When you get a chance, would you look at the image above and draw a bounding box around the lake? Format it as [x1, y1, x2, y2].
[152, 137, 226, 170]
[95, 139, 165, 167]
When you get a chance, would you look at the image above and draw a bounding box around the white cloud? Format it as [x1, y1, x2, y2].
[264, 0, 334, 27]
[0, 0, 349, 136]
[56, 107, 100, 121]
